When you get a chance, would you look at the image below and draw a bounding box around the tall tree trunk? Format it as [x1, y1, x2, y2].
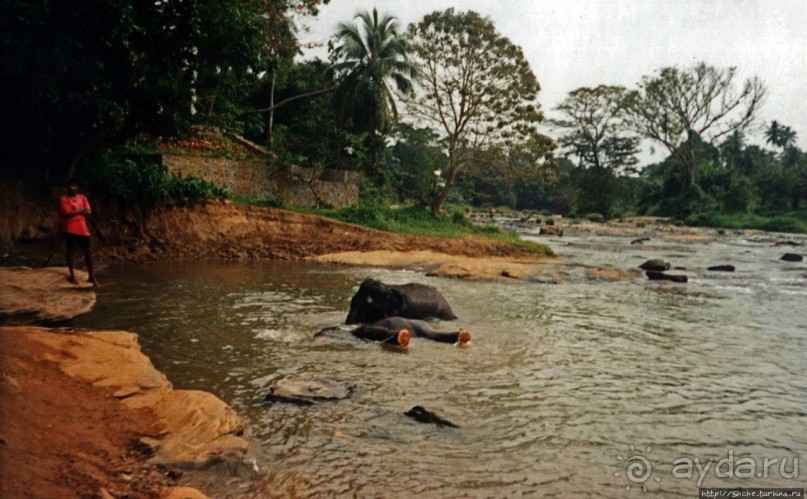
[430, 163, 459, 215]
[365, 133, 386, 188]
[267, 71, 276, 152]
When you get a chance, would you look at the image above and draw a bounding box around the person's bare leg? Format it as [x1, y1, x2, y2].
[65, 242, 78, 285]
[82, 247, 99, 287]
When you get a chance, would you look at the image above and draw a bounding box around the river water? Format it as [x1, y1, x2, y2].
[73, 230, 807, 497]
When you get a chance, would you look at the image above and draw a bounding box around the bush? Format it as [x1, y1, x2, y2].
[759, 217, 807, 234]
[683, 211, 807, 234]
[85, 149, 225, 208]
[544, 217, 555, 225]
[165, 175, 227, 205]
[451, 211, 471, 226]
[585, 213, 605, 222]
[242, 195, 286, 209]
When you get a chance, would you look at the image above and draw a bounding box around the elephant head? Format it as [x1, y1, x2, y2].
[345, 279, 404, 324]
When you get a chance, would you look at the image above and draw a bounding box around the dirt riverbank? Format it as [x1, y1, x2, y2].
[1, 196, 546, 269]
[0, 325, 250, 499]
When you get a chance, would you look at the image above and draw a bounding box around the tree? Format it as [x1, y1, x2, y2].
[553, 86, 639, 173]
[551, 85, 639, 216]
[459, 136, 555, 209]
[328, 8, 417, 187]
[764, 120, 798, 151]
[386, 124, 446, 204]
[253, 0, 328, 151]
[0, 0, 300, 182]
[718, 130, 746, 172]
[271, 60, 366, 172]
[405, 9, 546, 214]
[330, 8, 416, 134]
[627, 62, 766, 190]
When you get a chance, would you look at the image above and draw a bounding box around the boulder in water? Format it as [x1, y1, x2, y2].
[539, 225, 563, 236]
[645, 270, 688, 283]
[405, 406, 459, 428]
[780, 253, 803, 262]
[707, 265, 735, 272]
[639, 259, 671, 271]
[630, 238, 651, 245]
[265, 377, 353, 406]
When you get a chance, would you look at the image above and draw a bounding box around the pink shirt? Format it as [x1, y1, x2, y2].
[60, 194, 91, 236]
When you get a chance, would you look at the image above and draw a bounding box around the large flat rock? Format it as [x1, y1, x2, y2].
[266, 377, 354, 405]
[310, 250, 552, 280]
[11, 326, 249, 469]
[0, 266, 96, 324]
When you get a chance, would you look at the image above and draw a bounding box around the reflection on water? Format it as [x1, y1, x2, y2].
[74, 233, 807, 497]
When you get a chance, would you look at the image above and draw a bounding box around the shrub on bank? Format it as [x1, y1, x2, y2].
[86, 149, 226, 208]
[685, 211, 807, 234]
[302, 203, 554, 256]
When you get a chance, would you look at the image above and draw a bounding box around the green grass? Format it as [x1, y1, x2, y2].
[685, 211, 807, 234]
[294, 203, 556, 257]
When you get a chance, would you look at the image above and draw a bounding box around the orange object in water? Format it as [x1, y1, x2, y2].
[397, 329, 411, 348]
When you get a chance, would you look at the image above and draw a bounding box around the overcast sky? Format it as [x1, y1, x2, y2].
[299, 0, 807, 161]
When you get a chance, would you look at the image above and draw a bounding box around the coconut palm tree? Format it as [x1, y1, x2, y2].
[779, 126, 797, 150]
[764, 120, 797, 150]
[329, 8, 417, 135]
[764, 120, 782, 148]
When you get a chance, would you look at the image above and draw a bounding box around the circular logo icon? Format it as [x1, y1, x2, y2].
[615, 445, 662, 492]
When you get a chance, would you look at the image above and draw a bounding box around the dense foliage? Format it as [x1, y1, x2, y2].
[86, 149, 226, 208]
[405, 9, 551, 214]
[2, 4, 804, 233]
[551, 85, 639, 217]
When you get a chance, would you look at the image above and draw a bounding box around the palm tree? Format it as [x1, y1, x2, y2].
[329, 9, 417, 135]
[764, 120, 797, 150]
[764, 120, 782, 148]
[779, 126, 797, 150]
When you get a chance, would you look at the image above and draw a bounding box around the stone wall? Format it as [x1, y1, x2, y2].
[162, 155, 359, 208]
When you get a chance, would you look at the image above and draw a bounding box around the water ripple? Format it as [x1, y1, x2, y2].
[73, 243, 807, 497]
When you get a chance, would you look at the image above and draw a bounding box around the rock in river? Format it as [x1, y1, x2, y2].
[405, 406, 459, 428]
[265, 377, 353, 406]
[0, 266, 96, 324]
[639, 259, 671, 271]
[707, 265, 736, 272]
[780, 253, 803, 262]
[538, 225, 563, 236]
[645, 270, 688, 283]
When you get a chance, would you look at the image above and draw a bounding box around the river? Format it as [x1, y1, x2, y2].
[73, 229, 807, 497]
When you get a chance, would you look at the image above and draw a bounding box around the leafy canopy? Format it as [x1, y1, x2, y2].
[627, 62, 766, 188]
[329, 8, 417, 134]
[405, 9, 547, 214]
[552, 85, 639, 174]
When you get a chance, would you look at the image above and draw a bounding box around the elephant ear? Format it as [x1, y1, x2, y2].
[384, 289, 404, 317]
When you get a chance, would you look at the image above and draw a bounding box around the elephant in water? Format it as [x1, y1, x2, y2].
[317, 317, 471, 348]
[345, 279, 457, 324]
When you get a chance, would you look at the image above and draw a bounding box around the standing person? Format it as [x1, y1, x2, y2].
[59, 180, 99, 287]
